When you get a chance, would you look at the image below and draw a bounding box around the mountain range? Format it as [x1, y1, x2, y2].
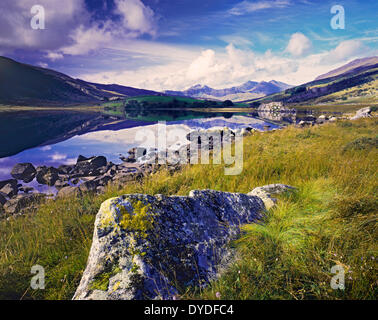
[165, 80, 292, 102]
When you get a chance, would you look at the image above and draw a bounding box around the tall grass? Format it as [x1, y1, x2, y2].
[0, 118, 376, 299]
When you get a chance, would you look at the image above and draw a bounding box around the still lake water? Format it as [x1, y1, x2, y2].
[0, 108, 291, 184]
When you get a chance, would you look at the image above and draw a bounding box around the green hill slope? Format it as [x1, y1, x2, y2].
[0, 57, 162, 106]
[246, 62, 378, 106]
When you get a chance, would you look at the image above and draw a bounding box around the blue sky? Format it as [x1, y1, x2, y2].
[0, 0, 377, 90]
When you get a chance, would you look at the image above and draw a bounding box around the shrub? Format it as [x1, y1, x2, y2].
[343, 137, 378, 152]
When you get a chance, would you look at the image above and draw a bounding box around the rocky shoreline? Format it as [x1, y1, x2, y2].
[0, 107, 373, 219]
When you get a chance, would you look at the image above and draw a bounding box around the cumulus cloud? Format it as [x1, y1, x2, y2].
[285, 32, 312, 57]
[0, 0, 157, 58]
[115, 0, 157, 36]
[321, 40, 367, 64]
[49, 152, 67, 161]
[60, 24, 114, 56]
[0, 0, 88, 51]
[45, 51, 64, 61]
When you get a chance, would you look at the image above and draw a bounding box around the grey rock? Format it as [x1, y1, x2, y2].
[297, 120, 314, 127]
[11, 163, 36, 182]
[36, 166, 59, 186]
[19, 186, 34, 194]
[74, 186, 294, 300]
[78, 180, 99, 193]
[0, 179, 17, 190]
[3, 193, 45, 215]
[57, 186, 81, 198]
[0, 183, 18, 198]
[112, 172, 139, 186]
[54, 179, 70, 189]
[75, 156, 108, 175]
[77, 155, 89, 163]
[128, 147, 147, 157]
[78, 175, 111, 193]
[58, 165, 74, 175]
[248, 184, 296, 210]
[350, 107, 371, 120]
[0, 192, 6, 205]
[96, 186, 106, 194]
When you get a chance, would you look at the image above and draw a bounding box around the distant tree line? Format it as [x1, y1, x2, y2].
[123, 98, 234, 109]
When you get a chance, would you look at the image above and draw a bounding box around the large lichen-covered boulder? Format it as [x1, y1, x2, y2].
[74, 186, 293, 300]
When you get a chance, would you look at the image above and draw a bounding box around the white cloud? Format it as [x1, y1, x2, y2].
[45, 51, 64, 61]
[285, 32, 312, 57]
[60, 24, 114, 56]
[115, 0, 157, 36]
[0, 0, 158, 59]
[321, 40, 367, 64]
[49, 152, 67, 161]
[229, 0, 291, 16]
[0, 0, 88, 51]
[219, 35, 253, 47]
[37, 62, 49, 68]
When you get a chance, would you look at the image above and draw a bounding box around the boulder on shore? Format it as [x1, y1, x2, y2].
[3, 193, 45, 216]
[36, 166, 59, 186]
[75, 156, 108, 176]
[0, 192, 7, 205]
[57, 186, 81, 198]
[0, 183, 18, 198]
[74, 185, 294, 300]
[11, 163, 36, 182]
[0, 179, 17, 190]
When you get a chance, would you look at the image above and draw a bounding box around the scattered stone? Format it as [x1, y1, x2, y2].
[75, 156, 108, 175]
[3, 193, 45, 216]
[79, 180, 100, 193]
[54, 179, 69, 189]
[19, 186, 34, 194]
[10, 163, 36, 182]
[36, 166, 59, 186]
[96, 186, 105, 194]
[0, 192, 6, 205]
[57, 186, 81, 198]
[297, 120, 314, 127]
[112, 172, 139, 187]
[58, 165, 74, 175]
[350, 107, 371, 120]
[0, 183, 18, 198]
[0, 179, 17, 190]
[77, 155, 89, 163]
[248, 184, 296, 210]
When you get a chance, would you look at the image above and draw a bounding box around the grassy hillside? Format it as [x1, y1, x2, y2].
[0, 56, 101, 105]
[246, 63, 378, 107]
[0, 57, 162, 106]
[315, 56, 378, 80]
[0, 117, 376, 300]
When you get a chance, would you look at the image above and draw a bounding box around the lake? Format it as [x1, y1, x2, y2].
[0, 106, 317, 187]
